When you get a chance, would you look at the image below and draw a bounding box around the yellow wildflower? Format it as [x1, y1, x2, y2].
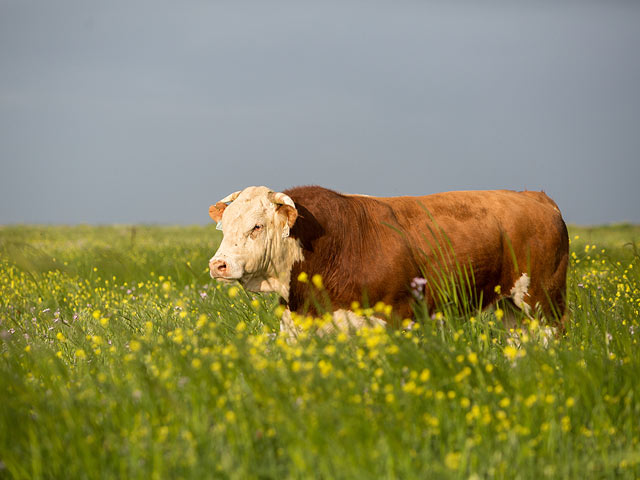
[323, 344, 336, 356]
[504, 345, 519, 361]
[196, 314, 207, 329]
[318, 359, 332, 377]
[561, 415, 571, 432]
[445, 452, 461, 470]
[402, 381, 417, 393]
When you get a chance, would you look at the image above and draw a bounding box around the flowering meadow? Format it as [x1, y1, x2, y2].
[1, 224, 639, 479]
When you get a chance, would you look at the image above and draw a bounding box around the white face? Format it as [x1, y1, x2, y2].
[208, 186, 303, 297]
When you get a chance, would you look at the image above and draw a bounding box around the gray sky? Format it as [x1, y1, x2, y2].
[1, 0, 639, 225]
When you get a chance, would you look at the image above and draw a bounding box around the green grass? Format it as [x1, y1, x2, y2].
[1, 224, 639, 479]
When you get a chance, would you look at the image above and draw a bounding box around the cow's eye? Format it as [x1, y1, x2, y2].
[249, 224, 263, 238]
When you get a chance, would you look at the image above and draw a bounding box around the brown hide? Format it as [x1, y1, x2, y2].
[285, 186, 568, 326]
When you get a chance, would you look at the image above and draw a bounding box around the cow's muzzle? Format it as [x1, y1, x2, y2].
[209, 259, 231, 279]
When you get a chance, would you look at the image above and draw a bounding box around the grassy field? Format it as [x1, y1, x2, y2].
[1, 223, 639, 479]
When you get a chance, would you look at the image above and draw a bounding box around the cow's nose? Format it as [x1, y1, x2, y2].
[209, 259, 228, 277]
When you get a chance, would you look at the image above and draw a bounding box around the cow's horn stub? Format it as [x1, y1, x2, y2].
[219, 190, 241, 204]
[268, 191, 295, 208]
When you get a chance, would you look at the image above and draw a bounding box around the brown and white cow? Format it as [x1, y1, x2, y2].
[208, 186, 569, 334]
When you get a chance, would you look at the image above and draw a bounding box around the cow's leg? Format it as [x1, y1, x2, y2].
[317, 309, 387, 336]
[498, 273, 533, 332]
[280, 308, 387, 341]
[500, 274, 561, 347]
[280, 308, 300, 341]
[547, 251, 569, 333]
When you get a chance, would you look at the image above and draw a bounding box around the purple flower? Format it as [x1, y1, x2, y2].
[411, 277, 427, 288]
[410, 277, 427, 299]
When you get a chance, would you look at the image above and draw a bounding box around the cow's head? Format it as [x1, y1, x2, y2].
[208, 186, 302, 299]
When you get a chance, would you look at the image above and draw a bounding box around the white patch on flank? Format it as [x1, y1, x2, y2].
[510, 273, 531, 314]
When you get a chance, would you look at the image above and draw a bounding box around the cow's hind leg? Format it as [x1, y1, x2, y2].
[503, 272, 564, 345]
[499, 273, 533, 329]
[526, 254, 569, 334]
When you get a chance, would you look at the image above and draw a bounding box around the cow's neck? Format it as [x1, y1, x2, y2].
[243, 237, 304, 302]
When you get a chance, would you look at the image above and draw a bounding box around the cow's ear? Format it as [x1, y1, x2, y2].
[209, 202, 227, 222]
[277, 204, 298, 228]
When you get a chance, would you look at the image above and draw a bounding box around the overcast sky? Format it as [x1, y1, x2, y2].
[1, 1, 639, 225]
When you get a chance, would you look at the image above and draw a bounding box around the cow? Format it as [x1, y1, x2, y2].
[208, 185, 569, 336]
